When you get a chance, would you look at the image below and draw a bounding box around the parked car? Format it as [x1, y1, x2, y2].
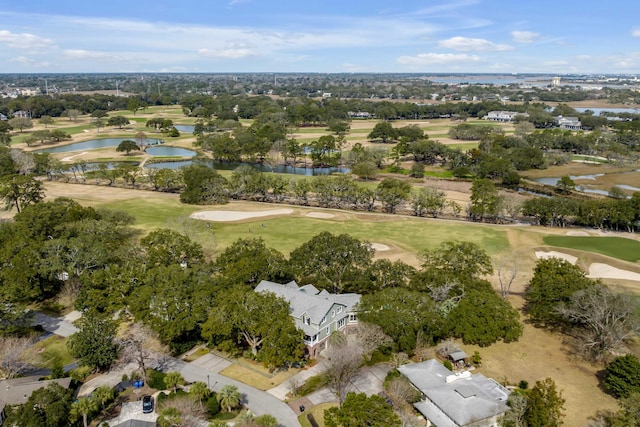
[142, 395, 154, 413]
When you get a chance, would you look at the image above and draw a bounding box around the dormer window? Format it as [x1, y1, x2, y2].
[331, 310, 335, 318]
[304, 316, 310, 325]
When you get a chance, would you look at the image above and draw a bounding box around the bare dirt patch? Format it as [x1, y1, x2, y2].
[190, 209, 294, 222]
[566, 230, 590, 236]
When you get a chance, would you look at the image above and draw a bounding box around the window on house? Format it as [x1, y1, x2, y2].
[337, 306, 343, 314]
[321, 315, 326, 324]
[349, 314, 357, 322]
[304, 316, 310, 325]
[331, 310, 335, 318]
[338, 318, 346, 329]
[326, 327, 330, 335]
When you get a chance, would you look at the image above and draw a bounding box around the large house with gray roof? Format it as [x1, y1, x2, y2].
[255, 280, 360, 357]
[399, 360, 510, 427]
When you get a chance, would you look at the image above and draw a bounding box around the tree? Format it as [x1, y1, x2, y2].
[419, 241, 493, 284]
[214, 238, 292, 287]
[92, 117, 105, 132]
[5, 383, 73, 427]
[190, 381, 211, 410]
[289, 232, 374, 293]
[323, 338, 364, 405]
[351, 161, 378, 180]
[67, 314, 119, 371]
[604, 354, 640, 398]
[556, 175, 575, 194]
[165, 371, 185, 393]
[108, 115, 130, 129]
[376, 178, 411, 213]
[8, 117, 33, 132]
[216, 384, 242, 412]
[524, 258, 595, 326]
[469, 178, 501, 221]
[63, 109, 81, 121]
[118, 322, 157, 383]
[0, 174, 44, 213]
[141, 228, 204, 268]
[325, 392, 401, 427]
[368, 121, 397, 143]
[202, 287, 304, 367]
[0, 335, 34, 378]
[70, 396, 98, 427]
[91, 385, 115, 410]
[39, 115, 54, 128]
[116, 139, 140, 156]
[180, 164, 229, 205]
[524, 378, 565, 427]
[556, 285, 640, 361]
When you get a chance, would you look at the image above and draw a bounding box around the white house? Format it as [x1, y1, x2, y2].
[485, 111, 527, 122]
[556, 116, 582, 130]
[255, 280, 360, 357]
[399, 360, 510, 427]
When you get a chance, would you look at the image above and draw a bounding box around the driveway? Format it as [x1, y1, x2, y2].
[32, 311, 79, 337]
[163, 357, 301, 427]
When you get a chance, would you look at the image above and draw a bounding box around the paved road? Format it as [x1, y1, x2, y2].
[36, 312, 301, 427]
[163, 357, 301, 427]
[32, 312, 79, 337]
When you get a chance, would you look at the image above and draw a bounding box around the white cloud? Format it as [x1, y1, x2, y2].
[198, 47, 256, 59]
[512, 30, 540, 43]
[632, 29, 640, 37]
[397, 52, 481, 65]
[437, 36, 512, 52]
[63, 49, 134, 62]
[0, 29, 54, 49]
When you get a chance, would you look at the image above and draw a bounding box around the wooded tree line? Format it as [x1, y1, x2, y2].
[0, 196, 522, 368]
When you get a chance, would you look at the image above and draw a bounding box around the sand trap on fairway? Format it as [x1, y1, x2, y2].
[535, 251, 578, 265]
[566, 230, 590, 236]
[190, 209, 293, 222]
[372, 243, 390, 251]
[588, 263, 640, 281]
[305, 212, 335, 219]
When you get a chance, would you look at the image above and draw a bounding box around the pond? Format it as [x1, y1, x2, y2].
[174, 125, 195, 133]
[145, 146, 197, 157]
[531, 174, 640, 196]
[146, 159, 350, 175]
[37, 138, 164, 154]
[575, 107, 640, 115]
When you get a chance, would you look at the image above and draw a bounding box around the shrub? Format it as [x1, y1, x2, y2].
[70, 366, 92, 382]
[147, 369, 167, 390]
[604, 354, 640, 398]
[519, 380, 529, 390]
[207, 394, 221, 416]
[296, 374, 328, 396]
[443, 360, 453, 371]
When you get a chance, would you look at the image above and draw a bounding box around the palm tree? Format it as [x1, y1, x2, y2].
[164, 371, 184, 393]
[216, 384, 241, 413]
[70, 396, 98, 427]
[92, 385, 114, 410]
[189, 381, 210, 410]
[157, 407, 181, 427]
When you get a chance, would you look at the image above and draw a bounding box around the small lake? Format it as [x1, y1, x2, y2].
[145, 146, 197, 157]
[575, 107, 640, 116]
[37, 138, 164, 154]
[532, 174, 640, 196]
[146, 159, 350, 176]
[174, 125, 195, 133]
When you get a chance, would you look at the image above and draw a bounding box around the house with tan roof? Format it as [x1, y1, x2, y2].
[255, 280, 360, 357]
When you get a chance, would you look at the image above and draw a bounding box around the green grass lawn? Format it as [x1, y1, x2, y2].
[543, 236, 640, 262]
[298, 403, 337, 427]
[26, 336, 74, 368]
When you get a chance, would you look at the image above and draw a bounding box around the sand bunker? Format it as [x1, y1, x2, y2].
[535, 251, 578, 265]
[566, 230, 590, 236]
[305, 212, 335, 219]
[588, 263, 640, 281]
[372, 243, 390, 251]
[190, 209, 293, 222]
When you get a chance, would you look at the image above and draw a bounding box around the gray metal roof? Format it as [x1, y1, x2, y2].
[255, 280, 360, 326]
[0, 376, 72, 405]
[399, 360, 510, 427]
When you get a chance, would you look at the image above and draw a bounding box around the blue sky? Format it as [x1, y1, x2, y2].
[0, 0, 638, 73]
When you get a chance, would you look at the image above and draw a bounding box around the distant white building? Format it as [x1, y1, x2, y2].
[556, 116, 582, 130]
[485, 111, 527, 122]
[399, 360, 510, 427]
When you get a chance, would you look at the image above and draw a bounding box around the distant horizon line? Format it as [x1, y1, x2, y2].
[1, 72, 638, 77]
